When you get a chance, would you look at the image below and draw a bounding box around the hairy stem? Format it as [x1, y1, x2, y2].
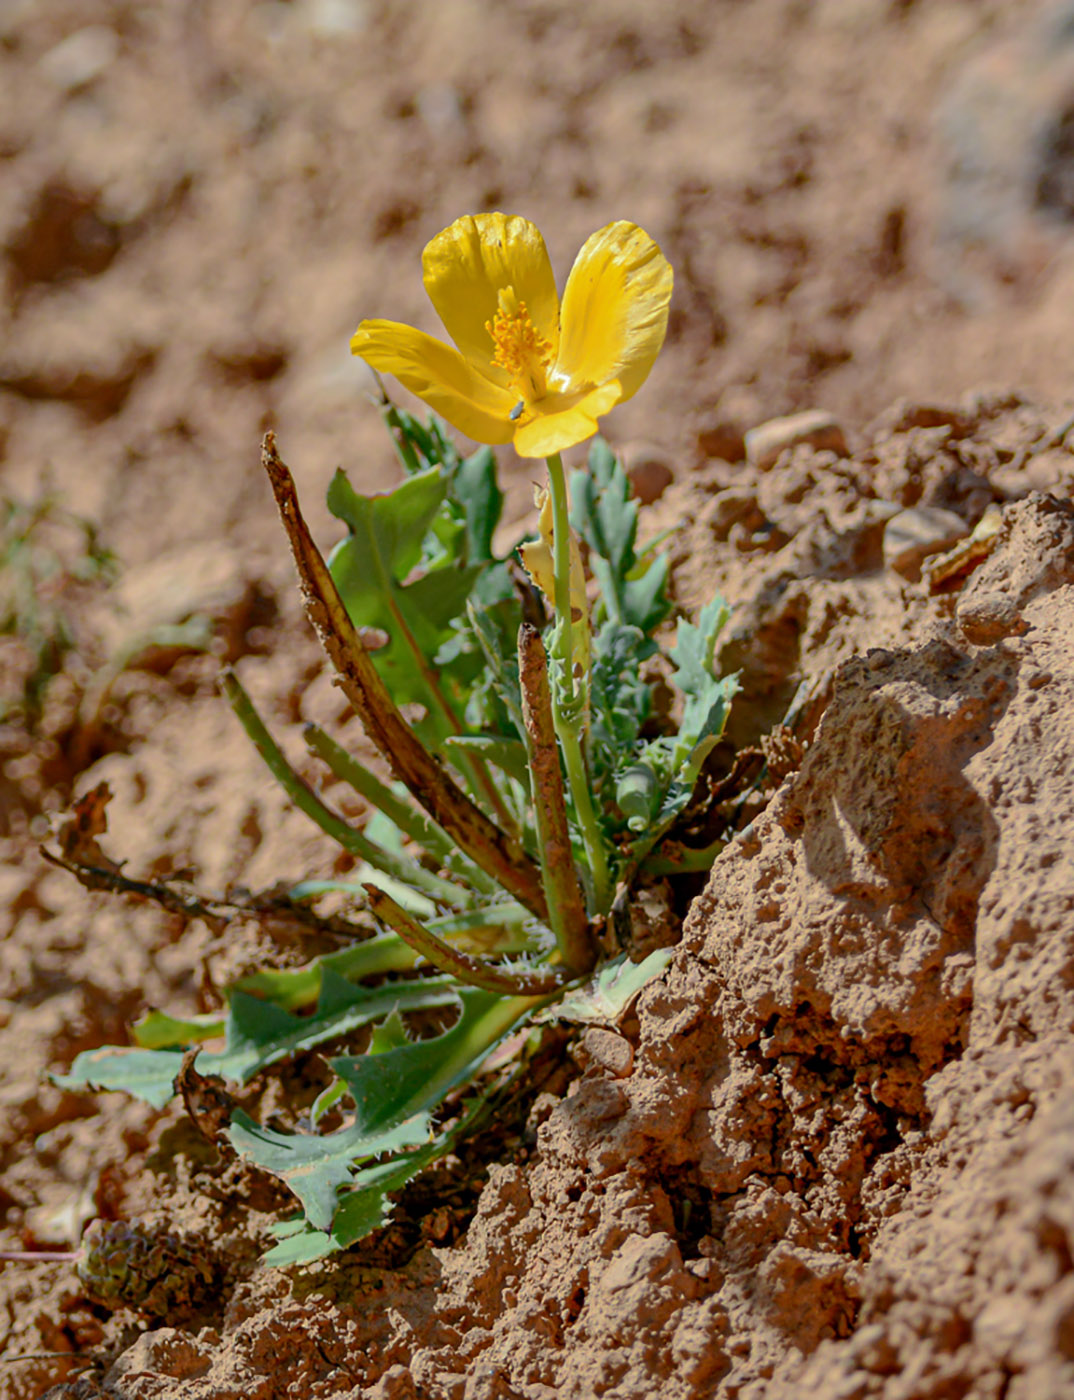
[517, 623, 594, 973]
[363, 884, 569, 997]
[544, 453, 612, 915]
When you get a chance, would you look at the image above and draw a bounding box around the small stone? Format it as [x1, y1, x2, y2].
[621, 442, 674, 504]
[39, 26, 118, 92]
[582, 1027, 635, 1079]
[744, 410, 848, 470]
[696, 415, 746, 463]
[883, 506, 968, 576]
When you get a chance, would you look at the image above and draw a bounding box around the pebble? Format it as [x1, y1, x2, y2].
[39, 25, 119, 92]
[744, 410, 848, 470]
[883, 505, 969, 576]
[621, 442, 674, 504]
[581, 1027, 635, 1079]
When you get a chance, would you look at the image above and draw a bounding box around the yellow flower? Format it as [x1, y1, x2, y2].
[351, 214, 673, 459]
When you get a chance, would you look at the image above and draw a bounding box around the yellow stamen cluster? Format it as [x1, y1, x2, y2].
[486, 289, 552, 404]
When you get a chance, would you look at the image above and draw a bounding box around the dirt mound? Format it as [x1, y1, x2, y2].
[13, 399, 1070, 1400]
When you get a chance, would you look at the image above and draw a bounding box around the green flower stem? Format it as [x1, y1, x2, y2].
[544, 453, 612, 915]
[221, 670, 467, 908]
[362, 884, 569, 996]
[545, 452, 576, 701]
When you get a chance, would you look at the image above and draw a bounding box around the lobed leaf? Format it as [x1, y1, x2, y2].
[569, 439, 671, 633]
[228, 987, 538, 1234]
[56, 971, 460, 1107]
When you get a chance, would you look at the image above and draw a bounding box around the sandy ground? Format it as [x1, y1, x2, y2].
[2, 1, 1074, 1396]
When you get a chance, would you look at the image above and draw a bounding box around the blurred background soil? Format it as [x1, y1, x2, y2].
[2, 1, 1074, 1396]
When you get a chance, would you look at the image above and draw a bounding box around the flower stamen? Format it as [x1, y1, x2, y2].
[487, 288, 552, 405]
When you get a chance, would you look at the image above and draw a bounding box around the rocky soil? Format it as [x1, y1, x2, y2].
[3, 3, 1074, 1399]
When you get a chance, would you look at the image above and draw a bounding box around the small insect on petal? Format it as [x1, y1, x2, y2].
[509, 400, 525, 422]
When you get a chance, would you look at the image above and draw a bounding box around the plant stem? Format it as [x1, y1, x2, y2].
[517, 623, 594, 973]
[261, 434, 549, 923]
[222, 670, 467, 908]
[303, 724, 501, 894]
[304, 724, 453, 857]
[544, 453, 612, 915]
[362, 884, 569, 996]
[545, 452, 576, 703]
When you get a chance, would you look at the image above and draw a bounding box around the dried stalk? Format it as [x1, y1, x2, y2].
[260, 433, 548, 923]
[362, 883, 567, 997]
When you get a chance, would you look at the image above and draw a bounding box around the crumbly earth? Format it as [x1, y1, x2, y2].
[3, 3, 1074, 1398]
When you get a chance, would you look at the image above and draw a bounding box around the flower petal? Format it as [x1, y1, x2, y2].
[422, 214, 560, 382]
[554, 222, 673, 403]
[351, 319, 516, 445]
[511, 382, 622, 459]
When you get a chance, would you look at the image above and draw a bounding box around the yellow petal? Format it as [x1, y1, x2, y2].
[422, 214, 560, 383]
[351, 319, 516, 445]
[511, 382, 621, 459]
[553, 222, 673, 403]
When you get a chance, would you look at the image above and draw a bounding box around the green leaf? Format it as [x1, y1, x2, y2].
[621, 595, 737, 861]
[666, 593, 737, 780]
[466, 600, 525, 738]
[229, 1105, 431, 1231]
[326, 467, 483, 740]
[228, 988, 534, 1232]
[53, 1048, 186, 1111]
[133, 1009, 224, 1049]
[261, 1135, 448, 1265]
[56, 972, 461, 1107]
[569, 439, 671, 632]
[310, 1075, 349, 1125]
[452, 446, 503, 562]
[539, 948, 675, 1025]
[589, 622, 653, 754]
[233, 933, 418, 1012]
[442, 734, 530, 792]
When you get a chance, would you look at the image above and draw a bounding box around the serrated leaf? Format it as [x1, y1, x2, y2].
[229, 987, 534, 1232]
[589, 622, 653, 754]
[569, 439, 671, 632]
[229, 1106, 431, 1231]
[622, 552, 671, 635]
[466, 601, 525, 737]
[53, 1048, 186, 1110]
[452, 446, 503, 561]
[310, 1075, 349, 1125]
[665, 593, 737, 780]
[261, 1140, 445, 1265]
[56, 973, 461, 1107]
[539, 948, 674, 1025]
